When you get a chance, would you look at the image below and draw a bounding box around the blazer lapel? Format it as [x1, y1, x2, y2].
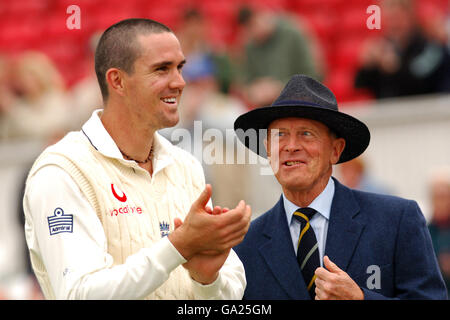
[258, 196, 310, 299]
[324, 178, 366, 271]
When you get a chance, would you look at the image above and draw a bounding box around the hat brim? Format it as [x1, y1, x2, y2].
[234, 104, 370, 163]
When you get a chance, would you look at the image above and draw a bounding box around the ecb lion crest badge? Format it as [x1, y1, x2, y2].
[159, 221, 170, 238]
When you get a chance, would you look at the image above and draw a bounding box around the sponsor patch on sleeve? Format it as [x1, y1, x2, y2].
[48, 207, 73, 235]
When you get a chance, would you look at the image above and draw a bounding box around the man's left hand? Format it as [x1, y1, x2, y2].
[314, 256, 364, 300]
[173, 206, 232, 285]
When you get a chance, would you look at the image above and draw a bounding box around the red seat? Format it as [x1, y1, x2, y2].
[302, 11, 336, 42]
[0, 17, 43, 50]
[292, 0, 341, 13]
[2, 0, 48, 15]
[332, 36, 366, 70]
[324, 69, 355, 102]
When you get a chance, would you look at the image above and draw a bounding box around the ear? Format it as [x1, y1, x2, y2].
[105, 68, 126, 97]
[331, 137, 346, 165]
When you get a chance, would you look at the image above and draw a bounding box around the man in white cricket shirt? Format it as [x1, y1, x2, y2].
[23, 18, 251, 300]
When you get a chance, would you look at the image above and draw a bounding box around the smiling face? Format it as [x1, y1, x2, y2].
[266, 117, 346, 201]
[121, 32, 186, 131]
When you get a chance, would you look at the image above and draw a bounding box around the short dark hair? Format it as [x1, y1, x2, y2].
[94, 18, 172, 101]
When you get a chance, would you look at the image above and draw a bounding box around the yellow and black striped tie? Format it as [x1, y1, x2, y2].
[293, 207, 320, 299]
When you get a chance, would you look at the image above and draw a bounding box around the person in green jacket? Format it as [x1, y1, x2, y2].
[236, 5, 322, 108]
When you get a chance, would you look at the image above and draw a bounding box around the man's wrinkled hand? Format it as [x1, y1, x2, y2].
[314, 256, 364, 300]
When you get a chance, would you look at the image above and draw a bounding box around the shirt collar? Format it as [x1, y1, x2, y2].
[81, 109, 121, 159]
[81, 109, 174, 175]
[283, 177, 335, 224]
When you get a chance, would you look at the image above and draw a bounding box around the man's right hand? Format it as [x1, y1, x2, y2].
[168, 184, 251, 261]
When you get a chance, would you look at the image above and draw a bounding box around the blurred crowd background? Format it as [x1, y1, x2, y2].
[0, 0, 449, 299]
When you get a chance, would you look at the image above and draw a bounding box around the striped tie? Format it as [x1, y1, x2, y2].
[293, 207, 320, 299]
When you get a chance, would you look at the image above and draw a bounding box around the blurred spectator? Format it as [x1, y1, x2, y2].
[0, 54, 17, 139]
[68, 33, 103, 130]
[419, 5, 449, 47]
[176, 7, 236, 94]
[337, 156, 392, 195]
[234, 5, 322, 108]
[178, 56, 246, 132]
[355, 0, 450, 99]
[1, 51, 70, 140]
[428, 166, 450, 296]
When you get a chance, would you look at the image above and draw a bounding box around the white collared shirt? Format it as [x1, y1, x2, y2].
[283, 177, 335, 266]
[80, 109, 175, 177]
[24, 109, 241, 300]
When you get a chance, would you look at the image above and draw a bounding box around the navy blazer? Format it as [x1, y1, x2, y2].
[235, 178, 447, 300]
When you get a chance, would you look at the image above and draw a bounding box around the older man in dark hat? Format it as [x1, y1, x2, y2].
[234, 74, 447, 300]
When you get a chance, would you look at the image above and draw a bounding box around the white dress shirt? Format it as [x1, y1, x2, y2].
[283, 177, 335, 267]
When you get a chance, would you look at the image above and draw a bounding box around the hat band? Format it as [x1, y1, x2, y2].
[271, 100, 335, 110]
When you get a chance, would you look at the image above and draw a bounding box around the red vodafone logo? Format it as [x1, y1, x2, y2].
[111, 183, 127, 202]
[109, 183, 143, 217]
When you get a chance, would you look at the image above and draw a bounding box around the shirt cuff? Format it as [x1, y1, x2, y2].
[148, 236, 187, 273]
[191, 272, 226, 300]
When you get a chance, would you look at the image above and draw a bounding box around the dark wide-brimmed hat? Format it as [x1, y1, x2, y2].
[234, 74, 370, 163]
